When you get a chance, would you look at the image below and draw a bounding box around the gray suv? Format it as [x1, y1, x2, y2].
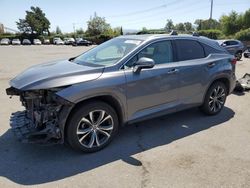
[217, 39, 245, 61]
[6, 34, 236, 152]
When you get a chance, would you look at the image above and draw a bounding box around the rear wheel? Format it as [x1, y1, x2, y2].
[200, 82, 227, 115]
[66, 101, 119, 152]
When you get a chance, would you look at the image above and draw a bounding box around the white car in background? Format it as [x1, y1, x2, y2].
[55, 38, 64, 45]
[64, 37, 75, 45]
[0, 38, 10, 45]
[53, 37, 62, 44]
[33, 39, 42, 45]
[12, 39, 21, 45]
[43, 39, 50, 45]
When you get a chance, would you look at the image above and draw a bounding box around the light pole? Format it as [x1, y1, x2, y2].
[209, 0, 213, 20]
[73, 23, 76, 39]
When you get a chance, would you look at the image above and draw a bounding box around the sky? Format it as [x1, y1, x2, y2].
[0, 0, 249, 33]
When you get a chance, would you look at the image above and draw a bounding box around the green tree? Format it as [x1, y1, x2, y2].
[76, 28, 84, 35]
[165, 19, 174, 32]
[16, 6, 50, 35]
[194, 19, 220, 30]
[184, 22, 193, 32]
[120, 27, 123, 35]
[86, 12, 111, 36]
[175, 23, 185, 32]
[242, 9, 250, 29]
[220, 11, 240, 35]
[56, 26, 62, 34]
[194, 19, 203, 30]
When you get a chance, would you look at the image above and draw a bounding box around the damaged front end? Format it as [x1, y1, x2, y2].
[6, 87, 73, 144]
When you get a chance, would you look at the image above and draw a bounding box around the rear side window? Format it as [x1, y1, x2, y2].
[175, 40, 205, 61]
[224, 40, 238, 46]
[228, 41, 238, 45]
[201, 43, 224, 56]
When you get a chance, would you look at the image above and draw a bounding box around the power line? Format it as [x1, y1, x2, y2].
[106, 0, 180, 18]
[110, 0, 205, 26]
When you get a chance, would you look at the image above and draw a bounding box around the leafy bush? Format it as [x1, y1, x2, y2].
[197, 29, 223, 39]
[235, 28, 250, 41]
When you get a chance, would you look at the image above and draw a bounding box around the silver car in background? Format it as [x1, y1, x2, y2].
[0, 38, 10, 45]
[11, 38, 21, 45]
[6, 34, 236, 153]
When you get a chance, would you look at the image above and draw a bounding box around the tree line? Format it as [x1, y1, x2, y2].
[1, 6, 250, 43]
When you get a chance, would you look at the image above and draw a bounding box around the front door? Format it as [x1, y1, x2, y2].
[123, 40, 180, 121]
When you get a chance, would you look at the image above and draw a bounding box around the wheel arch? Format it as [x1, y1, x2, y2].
[63, 94, 126, 138]
[202, 76, 230, 103]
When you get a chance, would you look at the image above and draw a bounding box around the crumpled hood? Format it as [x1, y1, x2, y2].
[10, 60, 104, 90]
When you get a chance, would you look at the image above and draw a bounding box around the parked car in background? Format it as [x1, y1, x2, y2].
[72, 39, 92, 46]
[55, 38, 64, 45]
[11, 39, 21, 45]
[53, 37, 62, 44]
[43, 39, 50, 45]
[244, 46, 250, 58]
[22, 39, 31, 45]
[6, 34, 236, 152]
[64, 38, 75, 45]
[33, 39, 42, 45]
[0, 38, 10, 45]
[217, 39, 245, 61]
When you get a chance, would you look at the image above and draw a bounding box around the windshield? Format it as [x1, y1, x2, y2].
[74, 38, 142, 66]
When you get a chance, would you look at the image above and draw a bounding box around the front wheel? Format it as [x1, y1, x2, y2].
[66, 101, 119, 152]
[200, 82, 228, 115]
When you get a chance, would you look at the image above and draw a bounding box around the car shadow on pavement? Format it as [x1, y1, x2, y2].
[0, 107, 235, 185]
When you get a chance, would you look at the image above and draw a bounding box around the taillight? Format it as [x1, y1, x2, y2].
[231, 58, 237, 65]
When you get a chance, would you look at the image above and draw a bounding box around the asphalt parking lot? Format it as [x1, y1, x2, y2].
[0, 45, 250, 188]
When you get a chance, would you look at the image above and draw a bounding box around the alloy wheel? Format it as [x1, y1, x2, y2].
[76, 110, 114, 148]
[208, 86, 226, 113]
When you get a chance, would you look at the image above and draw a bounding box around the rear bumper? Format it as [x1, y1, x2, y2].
[229, 73, 237, 94]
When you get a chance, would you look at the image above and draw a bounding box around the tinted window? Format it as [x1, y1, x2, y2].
[229, 41, 238, 45]
[175, 40, 205, 61]
[125, 40, 173, 68]
[224, 40, 238, 46]
[202, 43, 223, 56]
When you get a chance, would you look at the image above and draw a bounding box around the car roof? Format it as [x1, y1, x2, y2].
[118, 34, 223, 51]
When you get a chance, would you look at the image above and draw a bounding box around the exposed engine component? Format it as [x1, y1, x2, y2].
[6, 87, 73, 144]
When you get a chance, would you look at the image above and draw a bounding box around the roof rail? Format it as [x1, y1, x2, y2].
[192, 32, 199, 37]
[170, 30, 178, 35]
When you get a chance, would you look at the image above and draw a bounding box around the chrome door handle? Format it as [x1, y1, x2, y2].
[207, 62, 216, 68]
[167, 68, 179, 74]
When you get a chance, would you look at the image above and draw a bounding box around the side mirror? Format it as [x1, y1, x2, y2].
[133, 57, 155, 73]
[221, 43, 227, 47]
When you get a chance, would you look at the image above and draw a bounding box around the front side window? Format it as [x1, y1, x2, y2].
[175, 40, 205, 61]
[125, 40, 173, 68]
[74, 38, 142, 66]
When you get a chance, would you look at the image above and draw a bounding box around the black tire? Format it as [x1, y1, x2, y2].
[235, 51, 242, 61]
[244, 53, 249, 58]
[66, 101, 119, 152]
[200, 82, 228, 115]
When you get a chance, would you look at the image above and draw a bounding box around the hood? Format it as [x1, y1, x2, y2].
[10, 60, 104, 90]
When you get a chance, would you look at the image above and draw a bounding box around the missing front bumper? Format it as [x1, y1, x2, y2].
[10, 111, 62, 145]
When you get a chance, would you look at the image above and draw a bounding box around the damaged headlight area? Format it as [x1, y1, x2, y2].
[6, 87, 73, 144]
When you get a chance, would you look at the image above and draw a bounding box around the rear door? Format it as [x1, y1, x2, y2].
[174, 39, 209, 108]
